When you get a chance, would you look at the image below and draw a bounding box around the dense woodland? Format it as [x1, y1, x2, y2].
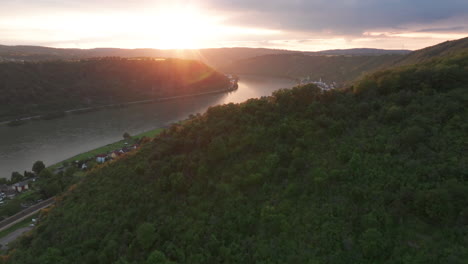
[0, 45, 409, 65]
[220, 37, 468, 85]
[220, 53, 401, 84]
[3, 42, 467, 263]
[0, 58, 229, 121]
[392, 37, 468, 66]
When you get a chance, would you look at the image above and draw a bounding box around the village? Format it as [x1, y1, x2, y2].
[297, 76, 337, 90]
[0, 132, 147, 224]
[57, 141, 140, 172]
[0, 131, 152, 250]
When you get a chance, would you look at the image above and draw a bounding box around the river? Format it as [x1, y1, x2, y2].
[0, 75, 296, 178]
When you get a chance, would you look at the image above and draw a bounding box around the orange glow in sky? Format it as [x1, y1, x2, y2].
[0, 1, 466, 51]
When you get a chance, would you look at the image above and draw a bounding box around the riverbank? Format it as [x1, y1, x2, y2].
[47, 127, 165, 172]
[0, 81, 238, 127]
[0, 75, 295, 178]
[0, 127, 165, 247]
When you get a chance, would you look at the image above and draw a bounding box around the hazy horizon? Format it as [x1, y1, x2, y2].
[0, 42, 418, 52]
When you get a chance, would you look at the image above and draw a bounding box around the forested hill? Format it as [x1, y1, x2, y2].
[317, 48, 410, 56]
[0, 45, 410, 66]
[220, 53, 401, 84]
[5, 48, 467, 263]
[220, 37, 468, 84]
[392, 36, 468, 66]
[0, 58, 230, 121]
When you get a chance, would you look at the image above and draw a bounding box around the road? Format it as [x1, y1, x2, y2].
[0, 197, 55, 250]
[0, 197, 55, 232]
[0, 226, 33, 250]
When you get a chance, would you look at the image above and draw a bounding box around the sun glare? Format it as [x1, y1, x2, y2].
[0, 2, 283, 49]
[133, 6, 223, 49]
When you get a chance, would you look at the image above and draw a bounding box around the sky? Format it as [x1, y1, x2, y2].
[0, 0, 467, 51]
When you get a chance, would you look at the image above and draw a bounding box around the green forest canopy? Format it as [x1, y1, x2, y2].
[0, 58, 229, 121]
[5, 48, 468, 263]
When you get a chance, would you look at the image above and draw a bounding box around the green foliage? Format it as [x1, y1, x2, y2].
[36, 168, 77, 198]
[6, 50, 468, 264]
[222, 53, 401, 84]
[32, 161, 46, 175]
[0, 58, 230, 121]
[137, 223, 157, 250]
[393, 37, 468, 66]
[10, 172, 24, 183]
[146, 250, 171, 264]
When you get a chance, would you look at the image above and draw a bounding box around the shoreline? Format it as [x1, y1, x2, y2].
[0, 83, 238, 127]
[47, 127, 167, 172]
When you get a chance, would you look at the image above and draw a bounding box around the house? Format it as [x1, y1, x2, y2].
[96, 154, 107, 163]
[110, 151, 121, 159]
[13, 181, 29, 193]
[131, 144, 139, 150]
[121, 147, 132, 153]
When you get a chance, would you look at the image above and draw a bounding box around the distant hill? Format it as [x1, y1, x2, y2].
[0, 44, 411, 68]
[0, 58, 230, 121]
[0, 45, 298, 67]
[317, 48, 411, 56]
[6, 44, 467, 264]
[221, 37, 468, 84]
[220, 53, 401, 84]
[392, 36, 468, 66]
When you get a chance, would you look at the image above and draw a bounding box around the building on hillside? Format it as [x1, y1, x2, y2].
[110, 151, 121, 159]
[96, 154, 107, 163]
[13, 181, 29, 193]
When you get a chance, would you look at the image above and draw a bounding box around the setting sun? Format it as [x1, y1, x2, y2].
[133, 5, 222, 49]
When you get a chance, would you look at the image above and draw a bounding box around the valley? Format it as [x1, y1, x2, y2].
[0, 76, 295, 178]
[0, 32, 466, 263]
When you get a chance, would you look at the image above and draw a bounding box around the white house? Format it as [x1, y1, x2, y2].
[13, 181, 29, 193]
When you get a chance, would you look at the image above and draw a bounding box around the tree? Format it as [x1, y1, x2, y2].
[10, 172, 24, 183]
[37, 169, 60, 198]
[146, 250, 171, 264]
[123, 132, 131, 141]
[32, 161, 46, 175]
[24, 171, 35, 178]
[137, 223, 157, 250]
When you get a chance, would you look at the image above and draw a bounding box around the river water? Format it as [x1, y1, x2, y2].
[0, 76, 296, 178]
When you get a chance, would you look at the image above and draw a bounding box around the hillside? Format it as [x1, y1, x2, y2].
[220, 53, 401, 84]
[5, 49, 467, 263]
[0, 46, 298, 67]
[393, 36, 468, 66]
[317, 48, 410, 56]
[0, 45, 411, 67]
[220, 37, 468, 85]
[0, 58, 230, 122]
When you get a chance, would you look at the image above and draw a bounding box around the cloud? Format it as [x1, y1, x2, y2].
[417, 26, 465, 32]
[0, 0, 467, 50]
[201, 0, 468, 35]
